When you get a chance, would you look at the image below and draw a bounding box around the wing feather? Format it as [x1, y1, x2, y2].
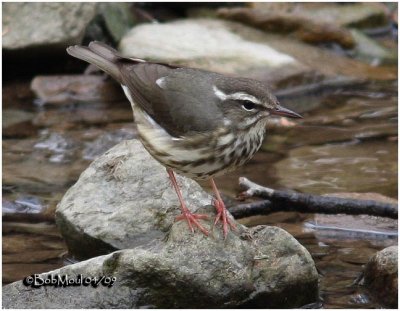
[120, 65, 223, 137]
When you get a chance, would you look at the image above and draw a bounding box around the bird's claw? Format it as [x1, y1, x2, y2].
[212, 199, 236, 238]
[175, 211, 209, 236]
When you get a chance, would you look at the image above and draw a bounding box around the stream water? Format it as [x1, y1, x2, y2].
[2, 59, 398, 309]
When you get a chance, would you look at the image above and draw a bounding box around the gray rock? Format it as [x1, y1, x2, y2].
[3, 109, 34, 129]
[2, 3, 97, 51]
[248, 2, 390, 29]
[97, 3, 138, 43]
[45, 138, 319, 307]
[2, 224, 318, 308]
[55, 139, 212, 259]
[30, 75, 125, 105]
[217, 6, 356, 49]
[362, 246, 398, 308]
[350, 29, 397, 65]
[118, 19, 396, 90]
[119, 19, 308, 89]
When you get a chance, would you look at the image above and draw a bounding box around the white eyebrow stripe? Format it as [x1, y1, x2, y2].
[212, 85, 261, 104]
[228, 92, 261, 104]
[213, 85, 228, 101]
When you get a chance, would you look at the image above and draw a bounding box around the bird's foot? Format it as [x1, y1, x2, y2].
[175, 210, 209, 236]
[212, 198, 237, 238]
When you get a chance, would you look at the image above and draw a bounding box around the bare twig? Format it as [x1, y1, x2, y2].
[231, 177, 398, 219]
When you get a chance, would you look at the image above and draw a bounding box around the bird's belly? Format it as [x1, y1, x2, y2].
[134, 106, 265, 180]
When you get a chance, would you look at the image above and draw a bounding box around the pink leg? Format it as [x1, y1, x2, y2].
[167, 169, 209, 236]
[210, 178, 236, 238]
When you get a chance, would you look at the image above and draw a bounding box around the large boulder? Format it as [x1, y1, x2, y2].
[119, 19, 396, 90]
[2, 3, 97, 51]
[2, 220, 318, 308]
[12, 138, 320, 308]
[119, 19, 308, 89]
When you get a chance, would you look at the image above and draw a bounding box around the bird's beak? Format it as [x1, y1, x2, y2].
[270, 105, 303, 118]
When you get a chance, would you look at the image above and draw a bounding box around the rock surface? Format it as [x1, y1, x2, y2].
[31, 138, 321, 308]
[31, 75, 125, 105]
[362, 246, 398, 308]
[119, 19, 396, 91]
[217, 7, 356, 48]
[350, 29, 398, 65]
[249, 2, 390, 28]
[2, 223, 318, 308]
[119, 19, 307, 89]
[2, 3, 97, 51]
[97, 3, 138, 43]
[55, 139, 212, 259]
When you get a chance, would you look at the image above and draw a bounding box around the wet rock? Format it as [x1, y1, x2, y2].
[262, 33, 396, 81]
[218, 3, 393, 51]
[362, 246, 398, 308]
[308, 213, 397, 247]
[31, 75, 125, 105]
[3, 121, 37, 139]
[50, 139, 318, 307]
[55, 139, 212, 258]
[82, 128, 136, 160]
[97, 3, 138, 43]
[2, 196, 45, 215]
[350, 29, 397, 65]
[2, 263, 65, 285]
[304, 192, 397, 249]
[217, 7, 355, 48]
[34, 132, 77, 163]
[3, 110, 34, 129]
[32, 106, 132, 128]
[2, 137, 90, 192]
[3, 222, 62, 238]
[250, 3, 390, 29]
[2, 81, 34, 109]
[2, 225, 318, 308]
[2, 3, 97, 51]
[3, 109, 37, 138]
[119, 19, 396, 91]
[119, 19, 308, 89]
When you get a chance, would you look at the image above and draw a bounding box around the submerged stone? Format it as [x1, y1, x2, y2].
[361, 246, 398, 308]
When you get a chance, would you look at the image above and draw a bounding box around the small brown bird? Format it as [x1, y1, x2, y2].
[67, 42, 302, 238]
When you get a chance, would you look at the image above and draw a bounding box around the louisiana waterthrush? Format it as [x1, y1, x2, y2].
[67, 41, 302, 237]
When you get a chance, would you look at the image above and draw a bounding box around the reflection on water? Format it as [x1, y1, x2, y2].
[2, 76, 397, 308]
[275, 139, 396, 197]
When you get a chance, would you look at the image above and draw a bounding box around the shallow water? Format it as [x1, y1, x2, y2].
[2, 73, 397, 307]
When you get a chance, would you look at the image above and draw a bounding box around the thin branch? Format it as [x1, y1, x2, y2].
[230, 177, 398, 219]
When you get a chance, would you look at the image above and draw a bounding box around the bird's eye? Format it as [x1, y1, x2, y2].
[241, 100, 256, 111]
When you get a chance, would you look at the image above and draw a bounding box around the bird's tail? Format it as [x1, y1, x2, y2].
[66, 41, 124, 83]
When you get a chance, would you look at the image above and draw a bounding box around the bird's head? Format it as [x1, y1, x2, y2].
[213, 77, 302, 129]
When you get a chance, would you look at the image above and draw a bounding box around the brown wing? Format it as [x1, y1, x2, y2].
[67, 41, 223, 137]
[119, 64, 223, 137]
